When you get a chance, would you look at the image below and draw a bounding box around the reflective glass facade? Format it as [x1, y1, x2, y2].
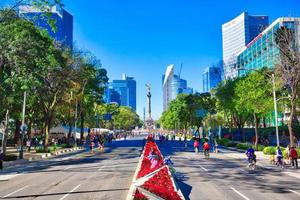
[19, 5, 73, 49]
[237, 18, 300, 76]
[202, 66, 222, 93]
[222, 12, 268, 79]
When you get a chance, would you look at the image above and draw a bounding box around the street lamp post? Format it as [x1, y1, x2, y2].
[19, 91, 27, 159]
[272, 74, 280, 147]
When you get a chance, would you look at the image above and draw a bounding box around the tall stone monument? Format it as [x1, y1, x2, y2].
[145, 84, 154, 130]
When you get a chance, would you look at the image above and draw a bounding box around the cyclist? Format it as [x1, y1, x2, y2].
[203, 140, 210, 158]
[245, 147, 256, 167]
[275, 146, 284, 168]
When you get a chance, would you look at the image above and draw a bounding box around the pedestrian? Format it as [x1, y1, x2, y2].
[194, 138, 199, 153]
[290, 146, 299, 169]
[26, 139, 31, 152]
[0, 150, 3, 170]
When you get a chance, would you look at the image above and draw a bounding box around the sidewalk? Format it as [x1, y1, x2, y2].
[219, 146, 300, 179]
[3, 146, 83, 168]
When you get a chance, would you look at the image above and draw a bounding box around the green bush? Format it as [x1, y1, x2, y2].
[226, 142, 237, 147]
[217, 138, 231, 146]
[60, 144, 68, 148]
[236, 143, 251, 150]
[263, 146, 276, 155]
[4, 154, 18, 161]
[263, 146, 285, 155]
[255, 144, 265, 151]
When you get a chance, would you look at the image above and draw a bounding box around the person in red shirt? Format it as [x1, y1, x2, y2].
[203, 140, 210, 158]
[290, 147, 299, 169]
[194, 139, 200, 153]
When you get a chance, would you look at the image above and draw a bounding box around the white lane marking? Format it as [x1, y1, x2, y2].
[0, 174, 20, 181]
[199, 165, 208, 171]
[59, 184, 81, 200]
[2, 186, 28, 198]
[98, 165, 107, 171]
[230, 187, 250, 200]
[289, 189, 300, 196]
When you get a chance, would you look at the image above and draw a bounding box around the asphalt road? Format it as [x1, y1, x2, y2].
[0, 137, 144, 200]
[1, 137, 300, 200]
[158, 140, 300, 200]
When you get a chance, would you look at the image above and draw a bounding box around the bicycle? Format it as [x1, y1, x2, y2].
[248, 157, 256, 170]
[204, 149, 210, 159]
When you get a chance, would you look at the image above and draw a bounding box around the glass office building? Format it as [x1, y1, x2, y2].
[162, 64, 193, 111]
[222, 12, 269, 79]
[19, 5, 73, 49]
[202, 65, 222, 93]
[237, 17, 300, 76]
[107, 74, 136, 111]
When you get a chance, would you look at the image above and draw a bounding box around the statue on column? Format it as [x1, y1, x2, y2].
[145, 84, 154, 130]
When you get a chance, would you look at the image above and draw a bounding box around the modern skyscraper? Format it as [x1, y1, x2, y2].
[222, 12, 268, 79]
[106, 74, 137, 111]
[202, 65, 222, 93]
[19, 5, 73, 48]
[237, 17, 300, 76]
[162, 64, 193, 111]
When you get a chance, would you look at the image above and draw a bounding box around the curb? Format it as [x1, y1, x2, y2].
[3, 147, 83, 168]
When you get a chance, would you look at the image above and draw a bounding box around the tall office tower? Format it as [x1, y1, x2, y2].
[162, 64, 193, 111]
[162, 64, 174, 111]
[19, 5, 73, 49]
[202, 65, 222, 93]
[222, 12, 268, 79]
[110, 74, 136, 111]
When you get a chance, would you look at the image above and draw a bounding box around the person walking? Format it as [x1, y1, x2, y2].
[26, 139, 31, 152]
[290, 146, 299, 169]
[0, 150, 3, 170]
[194, 139, 200, 153]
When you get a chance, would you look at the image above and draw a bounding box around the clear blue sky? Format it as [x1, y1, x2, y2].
[1, 0, 299, 119]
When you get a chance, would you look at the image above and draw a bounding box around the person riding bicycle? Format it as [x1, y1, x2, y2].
[203, 140, 210, 157]
[275, 146, 284, 168]
[245, 147, 256, 166]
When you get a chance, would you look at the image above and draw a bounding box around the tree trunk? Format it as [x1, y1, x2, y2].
[44, 114, 52, 152]
[67, 122, 72, 146]
[80, 112, 84, 144]
[44, 122, 49, 152]
[288, 98, 296, 147]
[2, 109, 9, 156]
[253, 112, 259, 150]
[14, 119, 21, 144]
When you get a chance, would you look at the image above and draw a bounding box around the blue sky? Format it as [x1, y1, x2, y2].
[1, 0, 299, 119]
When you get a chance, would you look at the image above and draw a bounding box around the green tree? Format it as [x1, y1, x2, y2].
[235, 69, 273, 149]
[275, 26, 300, 146]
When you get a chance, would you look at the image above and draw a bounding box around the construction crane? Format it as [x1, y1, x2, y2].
[178, 63, 183, 78]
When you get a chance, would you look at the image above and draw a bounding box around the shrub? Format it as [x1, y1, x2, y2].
[263, 146, 276, 155]
[217, 138, 231, 146]
[236, 143, 251, 150]
[226, 142, 237, 147]
[255, 144, 265, 151]
[4, 154, 18, 161]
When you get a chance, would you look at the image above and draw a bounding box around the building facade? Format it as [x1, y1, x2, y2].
[162, 64, 193, 111]
[222, 12, 268, 79]
[202, 65, 222, 93]
[237, 17, 300, 76]
[105, 74, 136, 111]
[19, 5, 73, 48]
